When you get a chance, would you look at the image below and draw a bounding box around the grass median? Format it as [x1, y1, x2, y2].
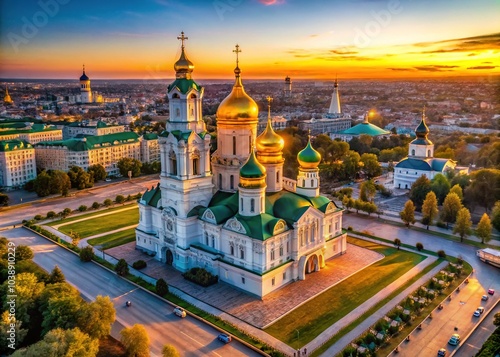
[87, 228, 137, 250]
[264, 237, 426, 349]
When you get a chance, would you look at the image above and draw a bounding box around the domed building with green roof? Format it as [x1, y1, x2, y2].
[394, 111, 456, 189]
[331, 112, 390, 142]
[136, 34, 347, 298]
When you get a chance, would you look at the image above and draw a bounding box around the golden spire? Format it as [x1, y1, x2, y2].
[266, 96, 273, 119]
[4, 85, 13, 105]
[256, 95, 284, 158]
[232, 44, 242, 83]
[174, 31, 194, 79]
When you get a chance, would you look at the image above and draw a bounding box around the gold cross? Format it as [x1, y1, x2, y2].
[233, 44, 241, 67]
[177, 31, 188, 48]
[267, 96, 273, 117]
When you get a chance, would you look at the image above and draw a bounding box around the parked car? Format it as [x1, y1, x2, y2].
[482, 294, 489, 301]
[448, 334, 460, 346]
[105, 178, 111, 182]
[173, 306, 186, 318]
[217, 333, 232, 343]
[477, 306, 485, 314]
[473, 309, 481, 317]
[438, 348, 446, 356]
[488, 288, 495, 295]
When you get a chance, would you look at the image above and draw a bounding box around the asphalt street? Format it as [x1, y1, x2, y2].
[2, 228, 262, 357]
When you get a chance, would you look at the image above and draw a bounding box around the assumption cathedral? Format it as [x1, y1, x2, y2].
[136, 33, 347, 297]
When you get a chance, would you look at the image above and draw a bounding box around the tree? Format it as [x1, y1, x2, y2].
[69, 230, 80, 247]
[103, 198, 113, 207]
[48, 265, 65, 284]
[33, 170, 51, 197]
[464, 168, 500, 212]
[409, 175, 431, 210]
[492, 201, 500, 231]
[87, 164, 107, 181]
[12, 327, 98, 357]
[416, 242, 424, 251]
[2, 273, 44, 326]
[115, 259, 129, 276]
[453, 207, 472, 242]
[400, 200, 416, 228]
[476, 213, 492, 244]
[80, 246, 94, 262]
[15, 245, 34, 261]
[421, 191, 439, 229]
[117, 157, 142, 178]
[46, 211, 56, 219]
[360, 153, 382, 179]
[0, 311, 27, 353]
[77, 295, 116, 339]
[0, 193, 9, 206]
[41, 294, 83, 334]
[115, 195, 125, 204]
[162, 344, 181, 357]
[341, 150, 361, 180]
[359, 180, 377, 202]
[78, 205, 88, 212]
[48, 170, 71, 196]
[394, 238, 401, 250]
[449, 184, 463, 201]
[92, 201, 100, 210]
[494, 312, 500, 326]
[430, 173, 450, 205]
[67, 166, 94, 190]
[441, 192, 463, 228]
[120, 324, 150, 357]
[156, 278, 169, 297]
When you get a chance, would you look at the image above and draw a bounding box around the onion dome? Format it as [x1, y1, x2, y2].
[174, 37, 194, 80]
[256, 99, 284, 154]
[297, 137, 321, 169]
[80, 65, 89, 81]
[411, 109, 433, 145]
[216, 45, 258, 122]
[4, 86, 13, 105]
[240, 149, 266, 188]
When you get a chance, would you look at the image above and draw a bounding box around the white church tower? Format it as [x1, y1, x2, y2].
[212, 45, 259, 192]
[328, 77, 341, 115]
[79, 65, 92, 103]
[295, 135, 321, 198]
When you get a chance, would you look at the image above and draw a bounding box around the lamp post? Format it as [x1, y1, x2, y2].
[295, 329, 300, 342]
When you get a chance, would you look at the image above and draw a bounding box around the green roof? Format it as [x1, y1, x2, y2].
[298, 139, 321, 164]
[141, 183, 161, 207]
[0, 140, 33, 152]
[0, 124, 60, 136]
[233, 213, 285, 240]
[167, 78, 202, 95]
[240, 150, 266, 178]
[35, 132, 139, 151]
[142, 133, 158, 140]
[340, 122, 390, 136]
[395, 157, 453, 172]
[0, 122, 26, 129]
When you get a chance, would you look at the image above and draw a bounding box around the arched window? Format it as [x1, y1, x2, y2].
[232, 136, 236, 155]
[169, 151, 177, 175]
[190, 94, 197, 99]
[427, 149, 431, 157]
[250, 198, 255, 212]
[205, 232, 208, 245]
[311, 179, 314, 187]
[211, 235, 215, 248]
[276, 171, 280, 183]
[240, 247, 245, 260]
[230, 175, 234, 190]
[175, 108, 180, 117]
[172, 93, 180, 99]
[192, 150, 200, 175]
[218, 174, 222, 189]
[230, 244, 234, 255]
[411, 149, 415, 156]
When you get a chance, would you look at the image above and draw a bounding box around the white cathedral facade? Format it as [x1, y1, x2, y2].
[136, 34, 347, 297]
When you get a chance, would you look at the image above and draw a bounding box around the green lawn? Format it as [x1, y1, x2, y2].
[87, 228, 137, 250]
[58, 209, 139, 238]
[264, 237, 426, 348]
[46, 204, 137, 226]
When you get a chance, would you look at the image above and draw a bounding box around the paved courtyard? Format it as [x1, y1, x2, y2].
[106, 242, 382, 328]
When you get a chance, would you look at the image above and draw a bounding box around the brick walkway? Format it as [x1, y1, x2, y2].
[105, 242, 382, 328]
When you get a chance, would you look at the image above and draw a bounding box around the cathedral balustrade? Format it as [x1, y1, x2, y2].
[282, 177, 296, 192]
[211, 155, 241, 166]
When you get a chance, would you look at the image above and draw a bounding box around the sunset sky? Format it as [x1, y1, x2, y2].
[0, 0, 499, 80]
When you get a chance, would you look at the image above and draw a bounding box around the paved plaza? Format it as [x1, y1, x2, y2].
[106, 242, 383, 328]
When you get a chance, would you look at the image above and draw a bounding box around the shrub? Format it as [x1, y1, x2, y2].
[80, 246, 94, 262]
[115, 195, 125, 204]
[436, 221, 447, 229]
[115, 259, 129, 276]
[103, 199, 113, 207]
[182, 267, 218, 287]
[34, 214, 43, 221]
[456, 255, 464, 265]
[132, 260, 147, 270]
[156, 278, 169, 297]
[416, 242, 424, 251]
[91, 201, 100, 209]
[347, 226, 353, 231]
[46, 211, 56, 219]
[437, 250, 446, 258]
[126, 194, 132, 201]
[78, 205, 88, 212]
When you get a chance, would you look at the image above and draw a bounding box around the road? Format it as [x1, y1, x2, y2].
[343, 213, 500, 357]
[0, 176, 160, 229]
[2, 228, 261, 357]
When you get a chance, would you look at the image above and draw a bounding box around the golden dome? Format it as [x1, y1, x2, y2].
[4, 86, 12, 105]
[216, 67, 258, 121]
[173, 32, 194, 79]
[256, 119, 284, 153]
[297, 137, 321, 169]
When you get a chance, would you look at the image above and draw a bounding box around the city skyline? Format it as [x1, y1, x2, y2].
[1, 0, 499, 80]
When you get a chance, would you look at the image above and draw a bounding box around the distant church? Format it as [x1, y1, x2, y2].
[394, 111, 456, 189]
[136, 33, 347, 297]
